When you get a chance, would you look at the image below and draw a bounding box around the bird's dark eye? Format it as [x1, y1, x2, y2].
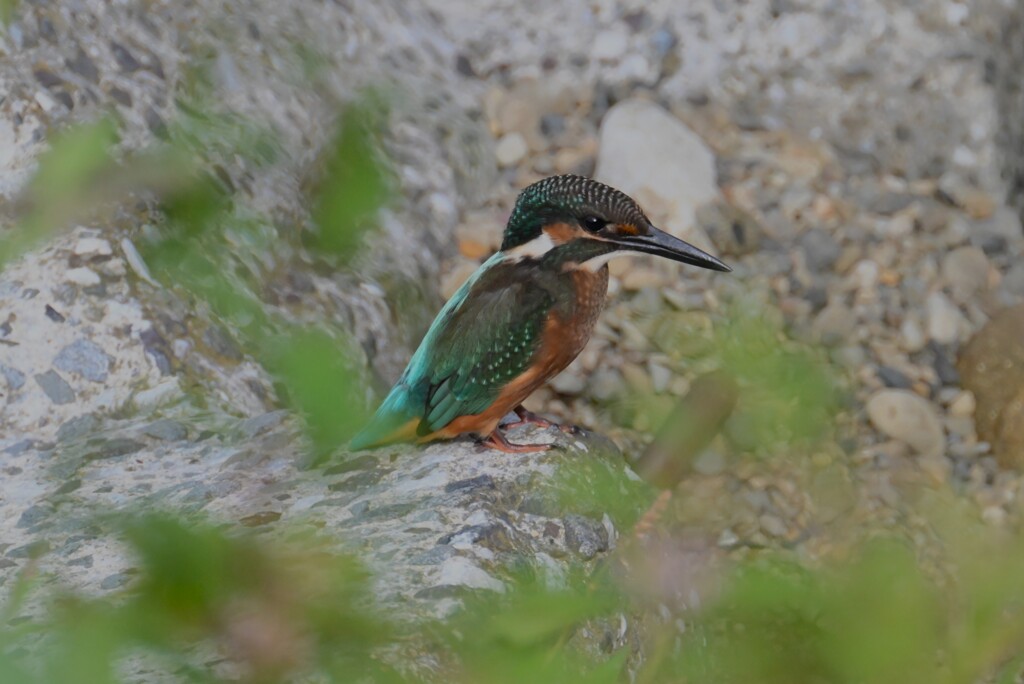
[582, 216, 607, 233]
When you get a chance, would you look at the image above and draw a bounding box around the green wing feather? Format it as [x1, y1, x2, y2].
[351, 256, 554, 448]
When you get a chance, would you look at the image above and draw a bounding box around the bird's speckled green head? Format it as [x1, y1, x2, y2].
[497, 175, 732, 273]
[500, 175, 650, 251]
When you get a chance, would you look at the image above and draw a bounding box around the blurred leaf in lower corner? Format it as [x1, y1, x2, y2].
[0, 117, 118, 268]
[117, 513, 393, 681]
[451, 571, 626, 684]
[307, 93, 394, 260]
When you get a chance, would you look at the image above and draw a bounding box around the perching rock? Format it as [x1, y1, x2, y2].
[0, 418, 637, 620]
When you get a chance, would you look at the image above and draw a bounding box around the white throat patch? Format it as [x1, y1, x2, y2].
[578, 250, 633, 272]
[505, 232, 556, 261]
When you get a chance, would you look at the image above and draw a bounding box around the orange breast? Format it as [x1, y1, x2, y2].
[424, 265, 610, 442]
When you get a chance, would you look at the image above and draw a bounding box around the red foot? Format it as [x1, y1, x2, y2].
[478, 428, 551, 454]
[502, 405, 555, 430]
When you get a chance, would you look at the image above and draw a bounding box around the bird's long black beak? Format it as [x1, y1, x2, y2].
[612, 224, 732, 272]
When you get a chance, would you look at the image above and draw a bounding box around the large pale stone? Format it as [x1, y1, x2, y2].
[866, 389, 945, 457]
[595, 100, 718, 250]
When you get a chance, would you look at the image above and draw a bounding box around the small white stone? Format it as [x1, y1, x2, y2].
[495, 132, 528, 167]
[926, 291, 967, 344]
[648, 361, 672, 394]
[438, 556, 505, 593]
[851, 259, 880, 291]
[34, 90, 57, 113]
[74, 237, 113, 256]
[948, 390, 976, 418]
[899, 317, 927, 352]
[172, 338, 191, 359]
[66, 267, 101, 286]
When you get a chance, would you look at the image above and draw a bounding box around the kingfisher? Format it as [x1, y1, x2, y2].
[351, 175, 730, 453]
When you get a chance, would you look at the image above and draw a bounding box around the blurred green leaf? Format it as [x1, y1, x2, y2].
[1, 118, 118, 268]
[308, 95, 393, 260]
[715, 299, 839, 451]
[0, 0, 18, 26]
[264, 327, 367, 458]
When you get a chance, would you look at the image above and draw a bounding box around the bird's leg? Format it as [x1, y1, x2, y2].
[478, 428, 550, 454]
[502, 405, 555, 430]
[504, 405, 583, 436]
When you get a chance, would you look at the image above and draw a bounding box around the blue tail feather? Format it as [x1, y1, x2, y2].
[349, 381, 422, 450]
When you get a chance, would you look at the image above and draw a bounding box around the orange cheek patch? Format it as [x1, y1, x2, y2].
[543, 221, 582, 244]
[616, 223, 640, 236]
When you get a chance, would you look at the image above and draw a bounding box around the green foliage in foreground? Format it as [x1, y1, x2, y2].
[2, 504, 1024, 683]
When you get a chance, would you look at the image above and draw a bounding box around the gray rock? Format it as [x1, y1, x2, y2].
[563, 515, 609, 560]
[800, 229, 841, 272]
[16, 504, 52, 529]
[942, 246, 990, 303]
[141, 419, 188, 442]
[6, 541, 49, 559]
[100, 572, 133, 590]
[57, 414, 99, 443]
[587, 367, 625, 402]
[237, 410, 289, 438]
[4, 440, 35, 456]
[811, 302, 856, 346]
[549, 370, 587, 395]
[53, 339, 113, 383]
[34, 370, 75, 405]
[877, 366, 913, 390]
[0, 363, 25, 390]
[67, 555, 94, 568]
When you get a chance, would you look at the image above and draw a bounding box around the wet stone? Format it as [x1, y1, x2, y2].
[34, 370, 74, 404]
[237, 410, 288, 438]
[53, 339, 112, 382]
